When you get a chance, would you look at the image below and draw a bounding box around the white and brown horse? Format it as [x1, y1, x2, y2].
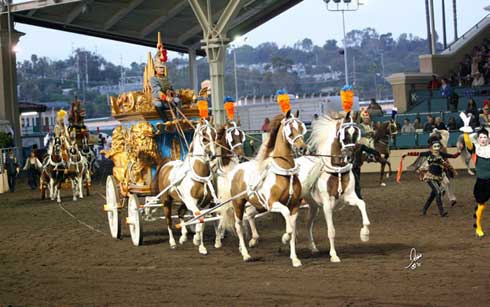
[297, 113, 370, 262]
[212, 120, 246, 248]
[152, 120, 218, 255]
[41, 137, 67, 203]
[66, 144, 89, 201]
[244, 113, 371, 263]
[222, 110, 307, 267]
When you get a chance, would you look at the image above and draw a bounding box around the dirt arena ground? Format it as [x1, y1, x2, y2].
[1, 171, 490, 306]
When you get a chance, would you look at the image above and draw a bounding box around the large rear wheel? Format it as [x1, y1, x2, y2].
[105, 175, 121, 239]
[128, 194, 143, 246]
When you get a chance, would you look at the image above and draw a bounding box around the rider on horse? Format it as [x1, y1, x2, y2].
[359, 109, 375, 149]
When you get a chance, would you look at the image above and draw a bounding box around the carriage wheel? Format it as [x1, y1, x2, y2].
[128, 194, 143, 246]
[105, 175, 121, 239]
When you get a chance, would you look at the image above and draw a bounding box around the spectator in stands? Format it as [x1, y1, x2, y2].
[458, 62, 471, 85]
[466, 98, 480, 129]
[367, 98, 383, 116]
[427, 75, 441, 91]
[447, 116, 458, 131]
[424, 115, 435, 132]
[434, 117, 447, 130]
[440, 78, 457, 111]
[479, 100, 490, 128]
[471, 56, 481, 76]
[472, 72, 485, 87]
[409, 84, 418, 106]
[413, 116, 424, 131]
[401, 118, 415, 133]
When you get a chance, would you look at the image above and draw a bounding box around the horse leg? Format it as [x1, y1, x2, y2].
[50, 178, 55, 200]
[163, 201, 176, 249]
[288, 206, 302, 267]
[344, 192, 371, 242]
[271, 202, 293, 244]
[56, 183, 62, 204]
[306, 200, 320, 253]
[380, 162, 386, 186]
[178, 206, 188, 245]
[234, 199, 252, 262]
[245, 205, 260, 248]
[214, 216, 225, 248]
[71, 179, 77, 201]
[78, 175, 84, 199]
[183, 198, 207, 255]
[385, 154, 392, 178]
[322, 196, 340, 263]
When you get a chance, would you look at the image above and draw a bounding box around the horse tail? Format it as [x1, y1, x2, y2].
[151, 163, 164, 195]
[217, 203, 236, 234]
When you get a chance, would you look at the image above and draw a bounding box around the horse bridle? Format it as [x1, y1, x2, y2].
[337, 119, 361, 149]
[194, 121, 217, 160]
[225, 121, 246, 151]
[282, 116, 307, 146]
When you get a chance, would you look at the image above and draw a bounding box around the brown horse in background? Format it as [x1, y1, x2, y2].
[372, 120, 397, 186]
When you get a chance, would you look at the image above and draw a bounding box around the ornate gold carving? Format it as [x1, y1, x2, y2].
[101, 126, 128, 184]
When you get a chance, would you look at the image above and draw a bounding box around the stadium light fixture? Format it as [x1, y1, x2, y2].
[323, 0, 360, 86]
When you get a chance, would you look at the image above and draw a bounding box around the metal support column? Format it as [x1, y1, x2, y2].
[0, 13, 23, 153]
[188, 0, 243, 127]
[441, 0, 447, 48]
[188, 48, 198, 93]
[429, 0, 437, 54]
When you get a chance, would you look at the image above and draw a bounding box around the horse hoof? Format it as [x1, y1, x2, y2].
[198, 246, 208, 255]
[468, 170, 475, 176]
[360, 227, 370, 242]
[243, 254, 252, 262]
[292, 259, 302, 267]
[330, 255, 341, 263]
[193, 235, 201, 246]
[170, 244, 177, 250]
[214, 242, 222, 249]
[179, 236, 187, 245]
[311, 247, 320, 254]
[248, 238, 259, 248]
[281, 233, 291, 245]
[380, 182, 386, 187]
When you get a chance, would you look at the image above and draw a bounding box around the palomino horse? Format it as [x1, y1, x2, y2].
[213, 120, 246, 248]
[244, 113, 371, 263]
[66, 144, 89, 201]
[152, 120, 217, 255]
[373, 120, 397, 186]
[223, 110, 307, 267]
[40, 137, 67, 203]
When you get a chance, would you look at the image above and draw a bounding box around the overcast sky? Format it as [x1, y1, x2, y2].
[13, 0, 489, 66]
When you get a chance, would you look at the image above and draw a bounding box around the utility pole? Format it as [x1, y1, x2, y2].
[452, 0, 458, 41]
[323, 0, 361, 86]
[442, 0, 447, 49]
[352, 55, 356, 86]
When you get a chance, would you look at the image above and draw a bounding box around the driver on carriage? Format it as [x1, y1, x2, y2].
[151, 35, 176, 122]
[359, 109, 375, 149]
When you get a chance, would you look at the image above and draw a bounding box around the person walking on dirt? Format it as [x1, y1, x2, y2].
[401, 138, 460, 217]
[23, 151, 42, 190]
[5, 149, 19, 192]
[460, 112, 490, 237]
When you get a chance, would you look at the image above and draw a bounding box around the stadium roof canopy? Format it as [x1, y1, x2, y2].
[9, 0, 303, 56]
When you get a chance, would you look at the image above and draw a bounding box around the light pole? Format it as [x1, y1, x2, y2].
[323, 0, 361, 86]
[230, 36, 247, 102]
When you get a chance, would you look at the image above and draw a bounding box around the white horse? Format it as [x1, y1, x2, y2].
[244, 113, 371, 263]
[152, 120, 218, 255]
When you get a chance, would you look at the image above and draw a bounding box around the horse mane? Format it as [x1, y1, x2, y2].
[256, 114, 284, 162]
[216, 126, 226, 148]
[308, 114, 338, 154]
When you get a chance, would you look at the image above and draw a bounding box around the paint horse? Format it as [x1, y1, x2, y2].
[152, 120, 218, 255]
[40, 137, 67, 203]
[372, 120, 397, 186]
[223, 111, 307, 267]
[66, 144, 89, 201]
[212, 120, 246, 249]
[245, 113, 371, 263]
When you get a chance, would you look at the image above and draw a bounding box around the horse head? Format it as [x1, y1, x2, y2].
[335, 112, 361, 163]
[223, 120, 245, 157]
[194, 119, 217, 159]
[281, 110, 307, 156]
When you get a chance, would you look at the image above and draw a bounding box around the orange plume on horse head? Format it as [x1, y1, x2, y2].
[276, 89, 291, 114]
[223, 96, 235, 121]
[197, 96, 209, 119]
